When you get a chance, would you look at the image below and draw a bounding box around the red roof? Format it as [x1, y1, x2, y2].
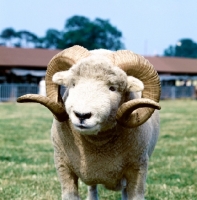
[1, 46, 197, 74]
[146, 56, 197, 74]
[0, 46, 60, 67]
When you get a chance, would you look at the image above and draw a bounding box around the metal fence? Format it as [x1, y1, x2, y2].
[161, 86, 196, 99]
[0, 84, 196, 102]
[0, 84, 38, 102]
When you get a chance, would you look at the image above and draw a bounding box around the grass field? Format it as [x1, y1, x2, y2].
[0, 100, 197, 200]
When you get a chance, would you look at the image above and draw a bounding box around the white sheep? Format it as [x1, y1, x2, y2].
[17, 45, 161, 200]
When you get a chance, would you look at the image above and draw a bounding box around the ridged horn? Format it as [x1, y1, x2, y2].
[113, 50, 161, 128]
[17, 94, 66, 121]
[17, 45, 90, 122]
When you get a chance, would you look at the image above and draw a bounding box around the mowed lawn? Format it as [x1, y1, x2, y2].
[0, 100, 197, 200]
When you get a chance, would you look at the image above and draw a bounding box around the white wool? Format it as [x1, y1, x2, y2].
[90, 48, 113, 56]
[52, 58, 144, 135]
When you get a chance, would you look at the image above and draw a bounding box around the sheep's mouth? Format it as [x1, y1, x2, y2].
[76, 125, 90, 129]
[74, 124, 92, 130]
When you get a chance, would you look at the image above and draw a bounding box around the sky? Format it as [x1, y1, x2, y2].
[1, 0, 197, 56]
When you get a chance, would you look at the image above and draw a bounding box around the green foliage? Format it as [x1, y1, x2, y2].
[0, 27, 16, 46]
[15, 30, 38, 47]
[1, 28, 16, 39]
[40, 29, 62, 49]
[0, 15, 124, 50]
[164, 38, 197, 58]
[60, 15, 124, 50]
[0, 101, 197, 199]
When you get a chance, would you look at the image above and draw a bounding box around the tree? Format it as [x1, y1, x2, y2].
[164, 39, 197, 58]
[15, 30, 38, 47]
[0, 15, 125, 50]
[59, 15, 124, 50]
[0, 28, 16, 46]
[40, 29, 62, 49]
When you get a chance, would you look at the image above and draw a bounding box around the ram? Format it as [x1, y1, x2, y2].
[18, 45, 161, 200]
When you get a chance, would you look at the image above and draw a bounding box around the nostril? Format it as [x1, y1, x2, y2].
[74, 111, 92, 120]
[74, 111, 81, 119]
[84, 112, 92, 119]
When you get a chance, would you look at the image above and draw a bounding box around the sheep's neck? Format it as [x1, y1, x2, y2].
[67, 119, 125, 146]
[70, 125, 120, 147]
[82, 126, 119, 146]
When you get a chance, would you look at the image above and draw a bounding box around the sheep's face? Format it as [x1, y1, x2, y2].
[53, 55, 144, 135]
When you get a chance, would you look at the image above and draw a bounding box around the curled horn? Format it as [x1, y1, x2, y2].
[17, 45, 90, 122]
[112, 50, 161, 128]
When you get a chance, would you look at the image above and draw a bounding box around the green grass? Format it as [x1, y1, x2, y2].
[0, 100, 197, 200]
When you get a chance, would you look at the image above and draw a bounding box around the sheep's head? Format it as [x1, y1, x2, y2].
[52, 55, 144, 135]
[17, 45, 161, 131]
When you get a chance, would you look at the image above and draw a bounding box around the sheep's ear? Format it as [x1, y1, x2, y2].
[127, 76, 144, 92]
[52, 71, 71, 86]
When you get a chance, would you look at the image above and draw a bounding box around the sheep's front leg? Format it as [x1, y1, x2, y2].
[54, 151, 80, 200]
[124, 165, 148, 200]
[86, 185, 98, 200]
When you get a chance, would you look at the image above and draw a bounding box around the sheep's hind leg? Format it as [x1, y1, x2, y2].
[86, 185, 99, 200]
[122, 187, 128, 200]
[121, 177, 128, 200]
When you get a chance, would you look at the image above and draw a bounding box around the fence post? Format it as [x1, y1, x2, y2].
[0, 85, 1, 102]
[14, 84, 18, 101]
[171, 86, 176, 99]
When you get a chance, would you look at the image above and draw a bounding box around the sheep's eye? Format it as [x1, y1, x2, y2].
[109, 86, 116, 91]
[73, 83, 75, 87]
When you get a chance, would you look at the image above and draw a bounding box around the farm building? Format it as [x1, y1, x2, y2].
[0, 46, 60, 84]
[0, 46, 197, 100]
[147, 56, 197, 86]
